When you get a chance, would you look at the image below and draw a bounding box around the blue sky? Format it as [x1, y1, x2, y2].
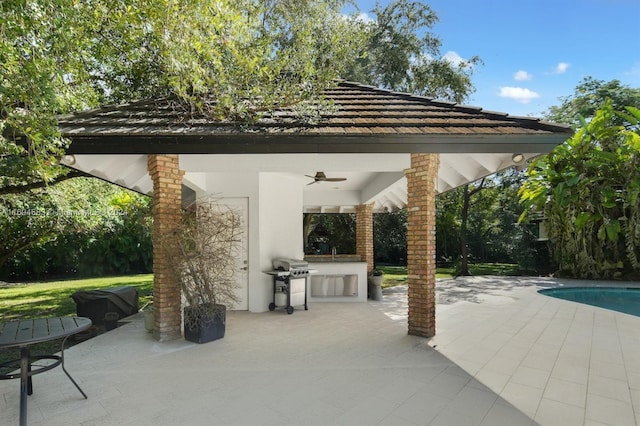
[350, 0, 640, 118]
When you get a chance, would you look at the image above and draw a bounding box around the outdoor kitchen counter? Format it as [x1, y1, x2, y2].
[305, 261, 367, 303]
[304, 255, 362, 263]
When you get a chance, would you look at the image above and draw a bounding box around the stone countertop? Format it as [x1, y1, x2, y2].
[305, 255, 363, 263]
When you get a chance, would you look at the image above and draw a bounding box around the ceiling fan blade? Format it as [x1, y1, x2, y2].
[305, 172, 346, 185]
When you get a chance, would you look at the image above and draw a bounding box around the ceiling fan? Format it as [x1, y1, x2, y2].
[305, 171, 347, 185]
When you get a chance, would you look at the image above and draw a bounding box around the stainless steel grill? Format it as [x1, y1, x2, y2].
[264, 258, 310, 314]
[271, 257, 310, 278]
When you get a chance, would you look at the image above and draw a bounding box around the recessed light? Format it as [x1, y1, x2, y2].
[512, 153, 525, 165]
[60, 154, 76, 166]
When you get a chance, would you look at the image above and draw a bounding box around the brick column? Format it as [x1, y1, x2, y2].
[405, 153, 439, 337]
[356, 203, 375, 273]
[147, 154, 184, 341]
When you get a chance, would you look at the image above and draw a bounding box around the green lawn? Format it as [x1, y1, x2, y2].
[0, 274, 153, 367]
[0, 274, 153, 321]
[0, 265, 520, 317]
[0, 265, 518, 364]
[378, 263, 521, 288]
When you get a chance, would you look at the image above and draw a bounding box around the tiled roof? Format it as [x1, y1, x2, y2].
[61, 81, 572, 154]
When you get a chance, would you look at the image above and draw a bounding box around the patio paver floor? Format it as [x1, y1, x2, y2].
[378, 276, 640, 426]
[1, 276, 639, 425]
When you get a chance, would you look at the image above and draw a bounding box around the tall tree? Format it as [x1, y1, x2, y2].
[374, 210, 407, 265]
[304, 213, 356, 255]
[344, 0, 482, 103]
[521, 78, 640, 279]
[2, 0, 484, 275]
[436, 169, 532, 273]
[520, 101, 640, 279]
[1, 0, 366, 193]
[0, 191, 59, 269]
[435, 188, 462, 264]
[315, 0, 483, 261]
[1, 0, 367, 273]
[0, 177, 152, 277]
[546, 77, 640, 127]
[458, 179, 485, 275]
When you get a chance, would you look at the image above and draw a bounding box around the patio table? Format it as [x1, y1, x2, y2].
[0, 317, 92, 426]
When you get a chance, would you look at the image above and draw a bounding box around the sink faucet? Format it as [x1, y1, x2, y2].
[331, 246, 337, 261]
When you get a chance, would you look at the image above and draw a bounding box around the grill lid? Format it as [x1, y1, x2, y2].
[273, 257, 309, 271]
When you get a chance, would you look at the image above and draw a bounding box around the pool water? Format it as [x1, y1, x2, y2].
[539, 287, 640, 317]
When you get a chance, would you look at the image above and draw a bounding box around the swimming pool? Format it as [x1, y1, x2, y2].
[539, 287, 640, 317]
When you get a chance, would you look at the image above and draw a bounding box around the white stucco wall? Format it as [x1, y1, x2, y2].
[199, 172, 261, 312]
[307, 262, 368, 303]
[193, 171, 304, 313]
[256, 173, 304, 312]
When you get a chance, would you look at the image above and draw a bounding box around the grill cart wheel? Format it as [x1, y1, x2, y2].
[286, 306, 294, 315]
[268, 303, 276, 311]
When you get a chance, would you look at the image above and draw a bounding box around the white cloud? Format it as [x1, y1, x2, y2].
[355, 12, 374, 23]
[624, 62, 640, 77]
[554, 62, 570, 74]
[443, 51, 465, 66]
[514, 70, 532, 81]
[498, 87, 541, 104]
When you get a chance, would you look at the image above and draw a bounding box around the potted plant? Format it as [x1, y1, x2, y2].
[368, 268, 384, 283]
[142, 301, 154, 333]
[165, 198, 243, 343]
[368, 268, 384, 300]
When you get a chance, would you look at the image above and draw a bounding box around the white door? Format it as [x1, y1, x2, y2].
[222, 197, 249, 310]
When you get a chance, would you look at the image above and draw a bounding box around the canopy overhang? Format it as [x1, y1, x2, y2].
[58, 81, 572, 212]
[65, 133, 563, 155]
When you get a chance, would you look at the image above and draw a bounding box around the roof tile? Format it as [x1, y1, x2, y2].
[59, 80, 573, 154]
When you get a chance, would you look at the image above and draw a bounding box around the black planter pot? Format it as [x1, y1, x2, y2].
[184, 304, 226, 344]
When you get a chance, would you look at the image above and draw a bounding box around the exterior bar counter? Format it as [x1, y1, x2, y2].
[305, 256, 368, 303]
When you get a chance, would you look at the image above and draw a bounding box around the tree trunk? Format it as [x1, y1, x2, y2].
[460, 185, 471, 275]
[459, 179, 485, 276]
